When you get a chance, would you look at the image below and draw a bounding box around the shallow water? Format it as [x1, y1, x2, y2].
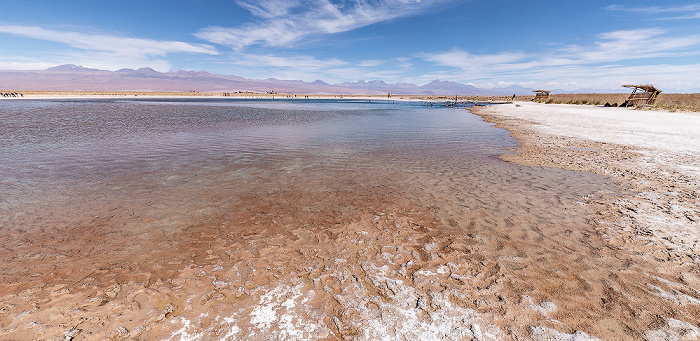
[0, 99, 602, 244]
[2, 99, 648, 339]
[1, 99, 510, 208]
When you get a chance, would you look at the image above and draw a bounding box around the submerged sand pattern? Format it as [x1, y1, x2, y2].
[1, 99, 699, 340]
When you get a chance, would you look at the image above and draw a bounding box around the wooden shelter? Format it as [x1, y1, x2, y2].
[532, 90, 550, 102]
[620, 84, 661, 107]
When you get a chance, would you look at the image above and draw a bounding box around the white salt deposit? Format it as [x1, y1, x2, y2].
[530, 324, 600, 341]
[524, 295, 558, 318]
[167, 317, 203, 341]
[647, 283, 700, 306]
[337, 263, 503, 340]
[480, 103, 700, 165]
[644, 318, 700, 341]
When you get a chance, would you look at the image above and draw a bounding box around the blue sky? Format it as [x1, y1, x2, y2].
[1, 0, 700, 91]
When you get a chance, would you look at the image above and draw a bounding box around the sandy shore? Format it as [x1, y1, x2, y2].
[472, 102, 700, 255]
[472, 102, 700, 338]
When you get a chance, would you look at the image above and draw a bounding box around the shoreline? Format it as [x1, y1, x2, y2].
[2, 91, 699, 111]
[470, 102, 700, 333]
[470, 102, 699, 254]
[0, 91, 512, 103]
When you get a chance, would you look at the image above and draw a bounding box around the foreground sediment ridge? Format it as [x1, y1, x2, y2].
[1, 99, 699, 340]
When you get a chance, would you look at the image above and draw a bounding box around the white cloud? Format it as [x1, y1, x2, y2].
[394, 57, 412, 68]
[419, 28, 700, 91]
[234, 53, 346, 69]
[0, 25, 218, 71]
[210, 51, 411, 83]
[606, 4, 700, 20]
[61, 51, 174, 72]
[235, 0, 303, 18]
[0, 25, 218, 56]
[423, 29, 700, 74]
[414, 63, 700, 91]
[421, 49, 529, 72]
[565, 29, 700, 63]
[358, 60, 385, 67]
[659, 12, 700, 20]
[518, 63, 700, 91]
[0, 61, 59, 70]
[195, 0, 454, 50]
[607, 4, 700, 14]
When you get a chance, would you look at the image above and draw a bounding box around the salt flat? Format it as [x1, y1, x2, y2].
[476, 102, 700, 176]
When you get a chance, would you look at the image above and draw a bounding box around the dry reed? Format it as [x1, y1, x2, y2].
[539, 93, 700, 112]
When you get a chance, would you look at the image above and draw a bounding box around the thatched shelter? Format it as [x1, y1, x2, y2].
[532, 90, 550, 102]
[620, 84, 661, 107]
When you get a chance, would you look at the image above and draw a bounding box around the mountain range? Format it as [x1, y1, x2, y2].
[0, 64, 538, 95]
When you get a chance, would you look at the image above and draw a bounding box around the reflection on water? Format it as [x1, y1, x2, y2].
[0, 98, 610, 276]
[0, 99, 514, 210]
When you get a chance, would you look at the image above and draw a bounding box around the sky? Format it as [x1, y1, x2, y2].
[1, 0, 700, 91]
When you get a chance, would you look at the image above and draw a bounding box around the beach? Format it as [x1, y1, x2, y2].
[472, 102, 700, 339]
[472, 102, 700, 258]
[1, 98, 699, 340]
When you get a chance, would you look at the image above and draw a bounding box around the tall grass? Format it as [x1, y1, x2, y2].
[539, 93, 700, 112]
[648, 93, 700, 112]
[405, 93, 700, 112]
[542, 93, 628, 106]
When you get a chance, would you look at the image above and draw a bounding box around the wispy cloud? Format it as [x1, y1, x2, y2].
[195, 0, 454, 50]
[0, 59, 58, 71]
[234, 0, 303, 18]
[659, 12, 700, 20]
[420, 50, 530, 73]
[607, 4, 700, 13]
[233, 53, 346, 69]
[606, 4, 700, 20]
[424, 29, 700, 74]
[414, 62, 700, 92]
[209, 51, 412, 83]
[0, 25, 218, 71]
[358, 60, 385, 67]
[564, 29, 700, 63]
[419, 28, 700, 90]
[394, 57, 412, 68]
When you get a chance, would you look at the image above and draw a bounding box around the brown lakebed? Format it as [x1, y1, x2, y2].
[1, 99, 696, 340]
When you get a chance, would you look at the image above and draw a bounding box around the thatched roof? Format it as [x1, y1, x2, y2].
[622, 84, 661, 93]
[532, 90, 551, 94]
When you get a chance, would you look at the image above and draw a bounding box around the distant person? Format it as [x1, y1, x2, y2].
[512, 94, 516, 101]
